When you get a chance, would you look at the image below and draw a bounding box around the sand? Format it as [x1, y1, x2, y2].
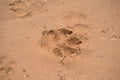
[0, 0, 120, 80]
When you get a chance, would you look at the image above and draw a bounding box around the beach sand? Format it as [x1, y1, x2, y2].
[0, 0, 120, 80]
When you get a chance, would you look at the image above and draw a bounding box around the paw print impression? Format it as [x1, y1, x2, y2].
[9, 0, 48, 18]
[41, 27, 87, 64]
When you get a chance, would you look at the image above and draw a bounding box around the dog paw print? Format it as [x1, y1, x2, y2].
[9, 0, 49, 18]
[40, 27, 86, 64]
[0, 56, 16, 80]
[9, 0, 31, 18]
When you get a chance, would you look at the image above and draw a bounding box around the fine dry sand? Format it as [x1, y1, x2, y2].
[0, 0, 120, 80]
